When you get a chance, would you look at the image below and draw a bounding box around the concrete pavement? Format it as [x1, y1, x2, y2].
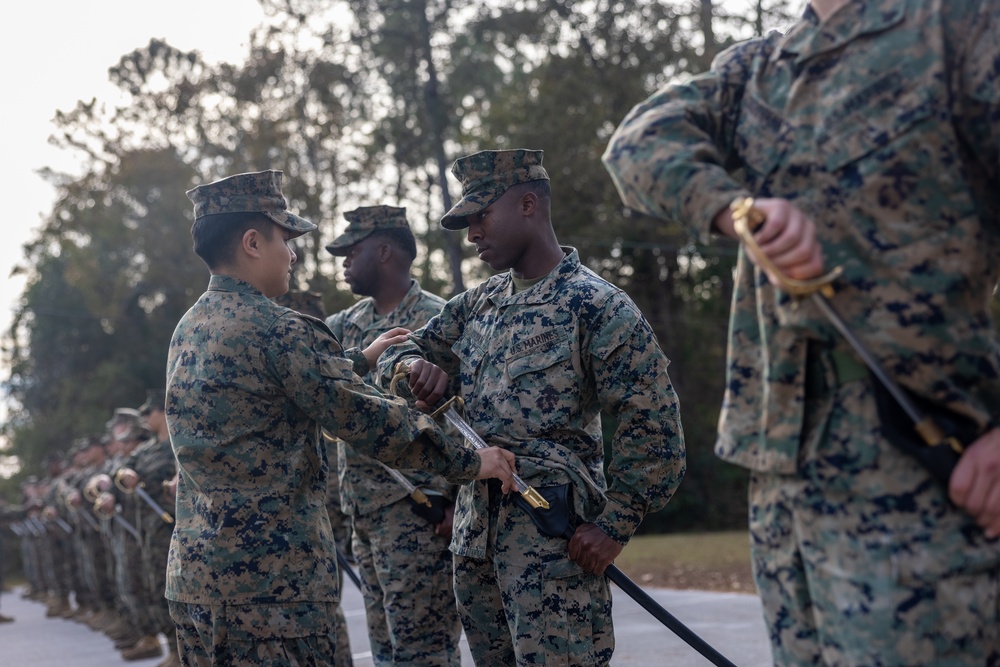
[0, 575, 771, 666]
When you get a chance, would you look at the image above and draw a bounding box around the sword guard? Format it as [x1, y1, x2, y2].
[730, 197, 843, 298]
[430, 395, 464, 421]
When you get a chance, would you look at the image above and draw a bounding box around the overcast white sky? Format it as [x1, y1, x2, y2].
[0, 1, 267, 468]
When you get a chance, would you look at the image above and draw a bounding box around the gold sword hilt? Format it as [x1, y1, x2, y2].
[730, 198, 843, 298]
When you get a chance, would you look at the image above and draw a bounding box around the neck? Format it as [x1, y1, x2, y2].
[810, 0, 851, 22]
[512, 234, 564, 281]
[371, 273, 412, 315]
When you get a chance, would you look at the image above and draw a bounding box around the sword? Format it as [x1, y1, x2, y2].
[730, 198, 965, 455]
[323, 430, 442, 519]
[53, 516, 74, 534]
[135, 484, 175, 524]
[76, 507, 102, 532]
[389, 364, 549, 509]
[336, 546, 362, 592]
[111, 507, 141, 541]
[431, 397, 549, 510]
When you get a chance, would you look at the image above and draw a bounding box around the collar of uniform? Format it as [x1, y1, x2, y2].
[207, 273, 266, 297]
[779, 0, 905, 64]
[487, 247, 579, 306]
[343, 278, 424, 328]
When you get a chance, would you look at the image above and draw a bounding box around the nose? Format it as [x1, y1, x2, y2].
[467, 220, 482, 244]
[289, 246, 298, 265]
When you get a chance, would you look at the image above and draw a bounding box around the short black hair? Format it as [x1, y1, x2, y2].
[509, 179, 551, 205]
[191, 212, 276, 269]
[369, 227, 417, 263]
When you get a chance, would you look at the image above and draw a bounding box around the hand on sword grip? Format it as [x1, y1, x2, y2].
[405, 359, 450, 411]
[475, 447, 519, 495]
[725, 197, 826, 286]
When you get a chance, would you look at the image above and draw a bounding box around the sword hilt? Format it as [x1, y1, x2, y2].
[730, 197, 843, 298]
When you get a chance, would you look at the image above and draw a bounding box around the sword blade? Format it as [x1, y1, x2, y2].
[441, 407, 550, 510]
[135, 485, 174, 524]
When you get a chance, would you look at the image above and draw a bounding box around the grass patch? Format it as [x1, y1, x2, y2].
[615, 531, 755, 593]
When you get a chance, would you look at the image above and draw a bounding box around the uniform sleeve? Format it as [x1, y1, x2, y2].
[601, 38, 773, 244]
[267, 314, 481, 484]
[376, 293, 469, 390]
[589, 295, 686, 544]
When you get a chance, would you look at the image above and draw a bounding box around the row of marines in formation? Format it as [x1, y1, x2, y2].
[1, 399, 180, 665]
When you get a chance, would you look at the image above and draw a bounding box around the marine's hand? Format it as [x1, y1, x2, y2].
[949, 427, 1000, 538]
[116, 468, 140, 492]
[362, 327, 412, 367]
[407, 359, 450, 411]
[567, 522, 623, 575]
[434, 502, 456, 540]
[715, 198, 825, 284]
[474, 446, 518, 494]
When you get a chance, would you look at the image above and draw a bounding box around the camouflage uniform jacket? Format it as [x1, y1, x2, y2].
[326, 279, 453, 516]
[165, 274, 481, 604]
[378, 248, 685, 557]
[603, 0, 1000, 474]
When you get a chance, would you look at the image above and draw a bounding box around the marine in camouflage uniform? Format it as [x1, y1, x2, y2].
[602, 1, 1000, 665]
[165, 170, 516, 667]
[96, 408, 165, 660]
[326, 205, 460, 666]
[378, 149, 686, 666]
[113, 389, 182, 666]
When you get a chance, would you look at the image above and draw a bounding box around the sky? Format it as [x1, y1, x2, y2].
[0, 0, 267, 471]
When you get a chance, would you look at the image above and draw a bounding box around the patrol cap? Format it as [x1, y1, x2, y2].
[138, 388, 166, 416]
[325, 205, 410, 256]
[186, 170, 317, 238]
[272, 290, 328, 320]
[440, 149, 549, 230]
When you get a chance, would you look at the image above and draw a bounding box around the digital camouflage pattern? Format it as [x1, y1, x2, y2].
[165, 274, 481, 608]
[326, 279, 451, 517]
[122, 434, 178, 637]
[327, 278, 460, 666]
[325, 205, 411, 255]
[454, 480, 614, 666]
[186, 170, 317, 237]
[378, 248, 685, 664]
[169, 599, 343, 667]
[602, 1, 1000, 664]
[440, 149, 549, 230]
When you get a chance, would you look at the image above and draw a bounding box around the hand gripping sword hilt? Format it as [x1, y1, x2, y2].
[730, 197, 843, 298]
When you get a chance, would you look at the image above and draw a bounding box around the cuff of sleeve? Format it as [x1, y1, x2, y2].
[678, 171, 749, 245]
[594, 500, 644, 546]
[345, 347, 370, 377]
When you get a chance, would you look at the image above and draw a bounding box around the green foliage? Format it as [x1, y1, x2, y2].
[2, 0, 808, 530]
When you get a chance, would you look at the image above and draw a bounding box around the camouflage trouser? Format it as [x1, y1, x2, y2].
[750, 376, 1000, 667]
[351, 499, 461, 666]
[168, 599, 342, 667]
[454, 484, 613, 667]
[111, 518, 158, 635]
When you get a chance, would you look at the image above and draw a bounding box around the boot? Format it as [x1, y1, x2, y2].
[115, 629, 144, 650]
[0, 612, 14, 623]
[121, 635, 164, 661]
[45, 595, 71, 618]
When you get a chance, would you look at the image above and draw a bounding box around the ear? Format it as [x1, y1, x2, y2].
[242, 229, 262, 258]
[520, 191, 538, 216]
[377, 242, 393, 264]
